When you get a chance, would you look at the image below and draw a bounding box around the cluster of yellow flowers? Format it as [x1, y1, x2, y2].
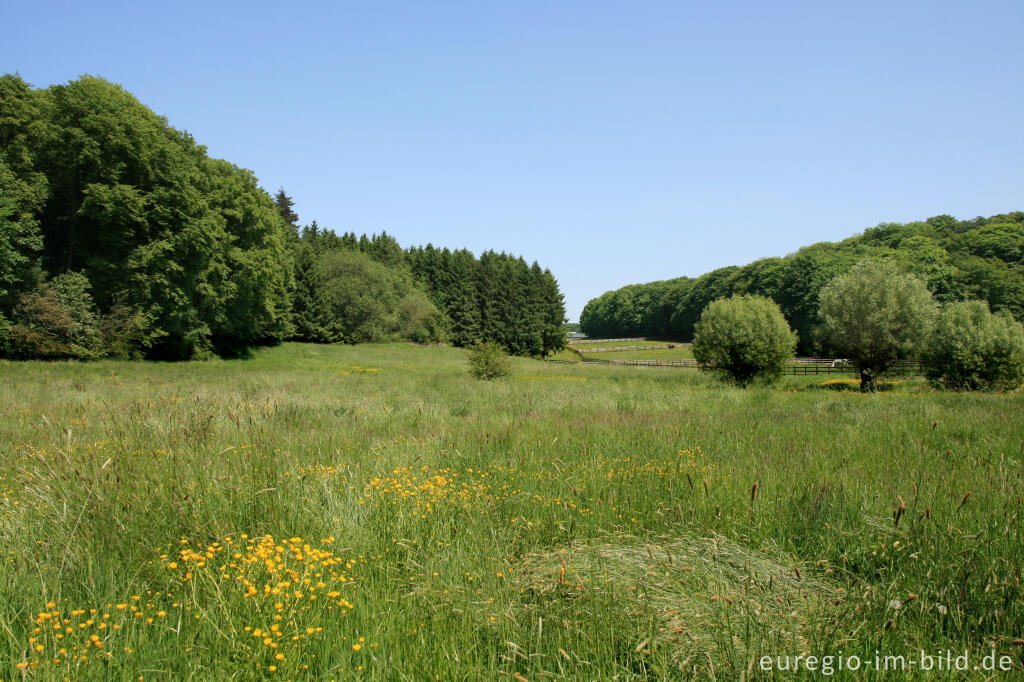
[20, 535, 362, 675]
[358, 449, 715, 524]
[20, 603, 119, 671]
[170, 534, 357, 612]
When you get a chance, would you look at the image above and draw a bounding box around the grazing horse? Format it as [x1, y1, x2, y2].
[831, 358, 849, 368]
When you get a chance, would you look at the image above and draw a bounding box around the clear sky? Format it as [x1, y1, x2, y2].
[4, 1, 1023, 320]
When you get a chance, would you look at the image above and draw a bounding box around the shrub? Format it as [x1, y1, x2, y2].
[8, 272, 102, 360]
[318, 250, 444, 344]
[466, 341, 511, 380]
[817, 259, 936, 392]
[924, 300, 1024, 390]
[398, 290, 448, 344]
[101, 299, 162, 360]
[692, 294, 797, 386]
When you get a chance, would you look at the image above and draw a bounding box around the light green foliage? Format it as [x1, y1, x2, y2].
[692, 294, 796, 386]
[924, 300, 1024, 390]
[319, 249, 443, 344]
[818, 259, 936, 391]
[99, 298, 159, 360]
[466, 340, 511, 379]
[397, 289, 448, 344]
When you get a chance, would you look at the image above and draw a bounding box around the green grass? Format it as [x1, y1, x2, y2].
[582, 345, 695, 361]
[568, 339, 683, 349]
[1, 343, 1022, 679]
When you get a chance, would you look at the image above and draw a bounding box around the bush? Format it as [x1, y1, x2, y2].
[398, 290, 448, 344]
[319, 250, 444, 344]
[924, 300, 1024, 390]
[8, 272, 102, 360]
[100, 299, 161, 360]
[466, 341, 511, 380]
[692, 294, 797, 386]
[817, 259, 936, 392]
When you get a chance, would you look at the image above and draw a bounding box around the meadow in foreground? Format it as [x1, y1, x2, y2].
[0, 343, 1021, 680]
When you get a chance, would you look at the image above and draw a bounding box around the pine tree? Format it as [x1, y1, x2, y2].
[291, 244, 338, 342]
[274, 188, 299, 232]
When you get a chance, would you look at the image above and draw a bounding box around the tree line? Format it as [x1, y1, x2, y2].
[287, 222, 566, 357]
[580, 213, 1024, 353]
[0, 74, 566, 360]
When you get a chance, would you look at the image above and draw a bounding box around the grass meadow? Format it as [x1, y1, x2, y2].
[1, 343, 1022, 680]
[579, 347, 696, 362]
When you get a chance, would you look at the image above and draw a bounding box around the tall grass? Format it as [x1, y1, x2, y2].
[0, 343, 1021, 679]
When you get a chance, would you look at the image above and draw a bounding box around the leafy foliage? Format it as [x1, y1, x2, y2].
[466, 340, 511, 380]
[318, 250, 444, 344]
[924, 300, 1024, 391]
[0, 74, 295, 360]
[8, 272, 101, 359]
[0, 73, 569, 361]
[297, 227, 567, 357]
[581, 213, 1024, 353]
[692, 295, 796, 386]
[817, 260, 936, 391]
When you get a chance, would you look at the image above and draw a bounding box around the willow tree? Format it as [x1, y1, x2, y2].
[817, 259, 936, 391]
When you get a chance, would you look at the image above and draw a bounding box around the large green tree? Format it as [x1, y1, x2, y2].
[924, 300, 1024, 391]
[1, 74, 296, 359]
[817, 259, 937, 391]
[692, 294, 797, 386]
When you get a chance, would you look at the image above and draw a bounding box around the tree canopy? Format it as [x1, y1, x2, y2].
[817, 259, 937, 391]
[0, 74, 568, 360]
[692, 294, 796, 386]
[580, 213, 1024, 354]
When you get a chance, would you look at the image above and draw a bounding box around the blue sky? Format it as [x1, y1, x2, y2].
[4, 1, 1023, 320]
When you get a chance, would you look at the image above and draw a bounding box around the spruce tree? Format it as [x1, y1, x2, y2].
[274, 188, 299, 231]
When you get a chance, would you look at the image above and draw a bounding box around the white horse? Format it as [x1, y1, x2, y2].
[831, 358, 849, 368]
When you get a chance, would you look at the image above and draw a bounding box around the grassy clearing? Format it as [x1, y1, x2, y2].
[568, 339, 684, 349]
[0, 343, 1022, 679]
[583, 346, 696, 362]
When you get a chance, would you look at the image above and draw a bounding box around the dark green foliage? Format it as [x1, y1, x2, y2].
[8, 272, 101, 359]
[924, 300, 1024, 391]
[0, 73, 567, 360]
[290, 244, 339, 343]
[818, 260, 937, 392]
[99, 298, 158, 360]
[290, 230, 566, 356]
[0, 75, 47, 314]
[274, 188, 299, 231]
[0, 74, 296, 360]
[466, 340, 511, 380]
[581, 213, 1024, 353]
[692, 294, 796, 386]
